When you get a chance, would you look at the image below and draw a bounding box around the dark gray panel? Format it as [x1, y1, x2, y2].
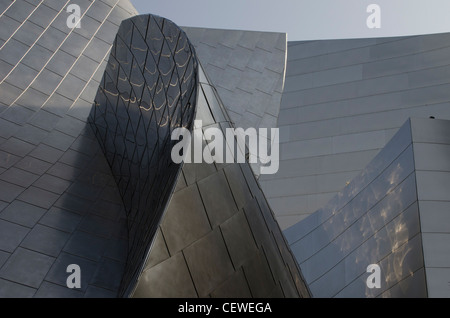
[0, 248, 54, 288]
[210, 268, 252, 298]
[60, 32, 90, 58]
[27, 3, 58, 28]
[84, 286, 117, 298]
[133, 252, 198, 298]
[0, 82, 22, 106]
[73, 15, 101, 40]
[12, 20, 44, 44]
[90, 258, 125, 292]
[0, 15, 21, 41]
[86, 0, 111, 22]
[29, 143, 64, 164]
[0, 137, 34, 157]
[1, 105, 35, 125]
[143, 228, 169, 269]
[223, 164, 253, 211]
[38, 207, 82, 233]
[70, 55, 98, 81]
[30, 69, 62, 95]
[41, 93, 73, 117]
[0, 150, 21, 169]
[220, 210, 258, 269]
[0, 179, 25, 202]
[197, 170, 238, 227]
[0, 219, 29, 252]
[184, 229, 235, 297]
[20, 224, 70, 257]
[242, 250, 276, 298]
[46, 50, 77, 76]
[0, 200, 46, 228]
[35, 282, 84, 298]
[0, 278, 36, 298]
[14, 156, 52, 175]
[62, 231, 108, 262]
[36, 26, 66, 51]
[0, 38, 29, 65]
[17, 186, 60, 209]
[160, 185, 211, 255]
[15, 87, 49, 111]
[33, 174, 71, 194]
[42, 130, 76, 152]
[82, 37, 111, 62]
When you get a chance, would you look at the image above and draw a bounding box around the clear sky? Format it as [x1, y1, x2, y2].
[130, 0, 450, 41]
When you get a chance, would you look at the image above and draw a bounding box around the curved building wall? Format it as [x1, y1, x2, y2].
[89, 14, 199, 296]
[285, 119, 424, 297]
[182, 27, 287, 178]
[0, 1, 309, 297]
[285, 117, 450, 297]
[260, 34, 450, 230]
[131, 64, 310, 298]
[0, 0, 137, 297]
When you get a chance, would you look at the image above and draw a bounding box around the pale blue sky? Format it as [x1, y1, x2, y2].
[130, 0, 450, 41]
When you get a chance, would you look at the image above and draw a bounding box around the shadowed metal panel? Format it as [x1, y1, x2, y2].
[0, 0, 137, 297]
[131, 63, 310, 298]
[89, 14, 199, 296]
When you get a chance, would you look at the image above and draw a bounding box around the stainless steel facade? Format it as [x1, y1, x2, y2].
[89, 14, 199, 296]
[260, 35, 450, 230]
[181, 27, 287, 177]
[131, 64, 309, 298]
[0, 0, 137, 297]
[3, 0, 450, 299]
[285, 117, 450, 297]
[0, 1, 308, 298]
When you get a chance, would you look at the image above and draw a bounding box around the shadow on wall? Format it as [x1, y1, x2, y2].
[47, 121, 129, 297]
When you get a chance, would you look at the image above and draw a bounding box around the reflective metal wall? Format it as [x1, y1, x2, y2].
[182, 27, 287, 177]
[285, 117, 450, 297]
[0, 0, 137, 297]
[260, 34, 450, 230]
[411, 117, 450, 297]
[89, 14, 198, 296]
[131, 64, 310, 298]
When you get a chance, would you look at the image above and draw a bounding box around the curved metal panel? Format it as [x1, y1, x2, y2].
[89, 14, 198, 296]
[0, 0, 137, 298]
[131, 63, 310, 298]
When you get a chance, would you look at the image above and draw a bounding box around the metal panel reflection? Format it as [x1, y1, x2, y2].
[89, 14, 198, 296]
[131, 63, 310, 298]
[287, 119, 428, 297]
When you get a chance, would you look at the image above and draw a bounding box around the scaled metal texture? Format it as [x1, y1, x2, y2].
[89, 14, 198, 296]
[131, 64, 310, 298]
[260, 34, 450, 230]
[0, 0, 309, 298]
[0, 0, 137, 297]
[285, 117, 450, 298]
